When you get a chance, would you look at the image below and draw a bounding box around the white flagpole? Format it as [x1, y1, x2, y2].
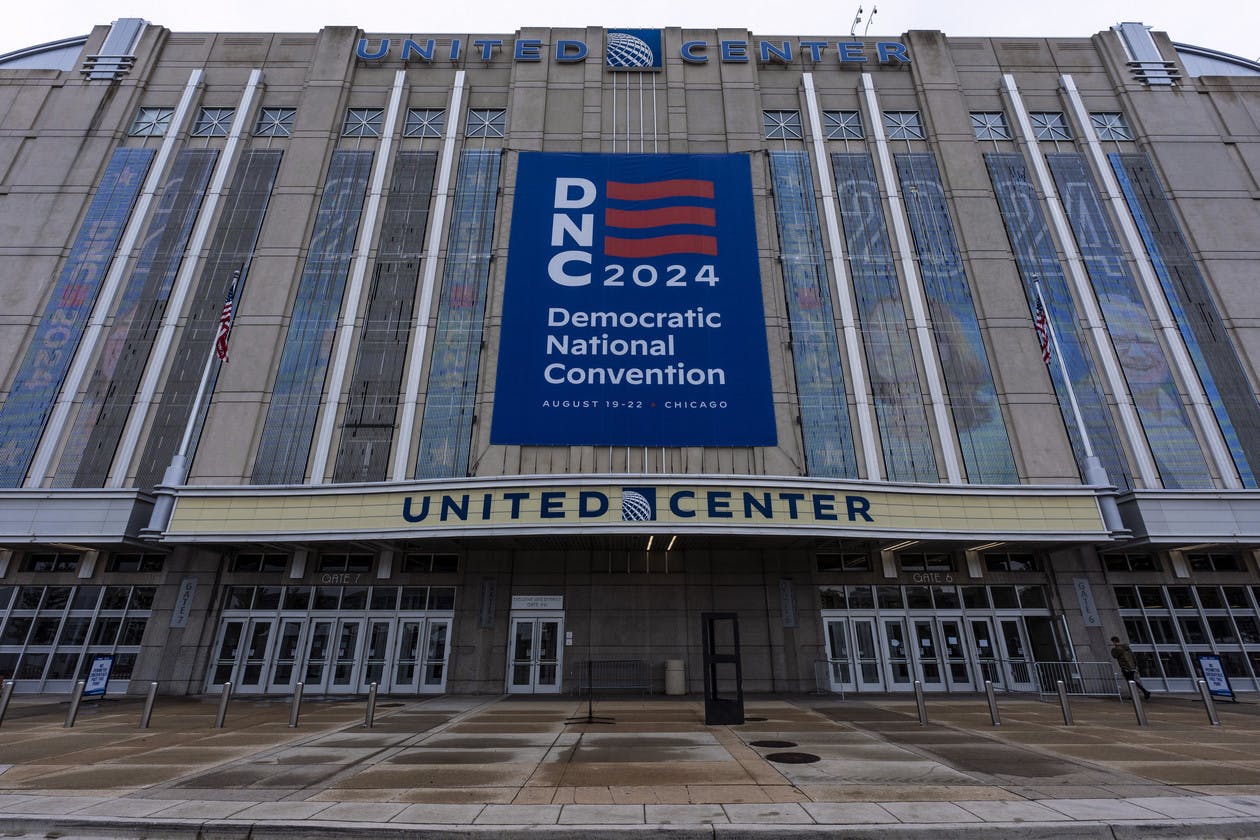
[1035, 279, 1125, 532]
[145, 268, 241, 534]
[177, 269, 239, 462]
[1037, 280, 1094, 460]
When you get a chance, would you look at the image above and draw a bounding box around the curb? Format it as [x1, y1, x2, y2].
[3, 816, 1260, 840]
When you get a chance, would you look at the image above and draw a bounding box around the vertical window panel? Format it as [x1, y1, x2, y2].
[769, 150, 857, 478]
[895, 153, 1017, 483]
[0, 148, 154, 487]
[413, 150, 501, 478]
[984, 152, 1132, 489]
[333, 151, 438, 482]
[1047, 152, 1212, 488]
[55, 149, 219, 486]
[1111, 152, 1260, 487]
[252, 151, 373, 484]
[831, 153, 937, 481]
[137, 150, 284, 487]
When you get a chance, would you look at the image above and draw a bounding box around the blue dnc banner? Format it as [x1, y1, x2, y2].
[492, 153, 776, 447]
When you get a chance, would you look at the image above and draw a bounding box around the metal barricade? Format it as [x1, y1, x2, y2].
[812, 659, 846, 698]
[1033, 661, 1121, 698]
[568, 660, 651, 694]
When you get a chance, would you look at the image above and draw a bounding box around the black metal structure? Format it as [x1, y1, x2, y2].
[701, 612, 744, 725]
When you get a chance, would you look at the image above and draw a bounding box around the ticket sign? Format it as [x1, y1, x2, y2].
[1196, 653, 1236, 701]
[83, 654, 115, 697]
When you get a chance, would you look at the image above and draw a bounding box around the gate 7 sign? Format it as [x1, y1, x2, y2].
[491, 152, 776, 447]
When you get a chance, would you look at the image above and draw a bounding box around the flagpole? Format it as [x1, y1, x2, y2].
[1036, 280, 1094, 460]
[145, 268, 241, 535]
[1034, 279, 1124, 533]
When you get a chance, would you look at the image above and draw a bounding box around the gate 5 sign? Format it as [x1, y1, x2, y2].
[492, 153, 776, 447]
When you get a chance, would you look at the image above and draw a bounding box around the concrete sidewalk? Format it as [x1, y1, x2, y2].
[1, 689, 1259, 837]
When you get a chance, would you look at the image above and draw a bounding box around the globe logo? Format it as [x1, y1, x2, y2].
[621, 489, 655, 521]
[606, 31, 657, 69]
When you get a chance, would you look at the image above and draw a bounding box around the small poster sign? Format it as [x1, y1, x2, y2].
[83, 654, 114, 697]
[1196, 653, 1237, 702]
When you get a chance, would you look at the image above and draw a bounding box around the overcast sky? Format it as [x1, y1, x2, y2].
[3, 0, 1257, 62]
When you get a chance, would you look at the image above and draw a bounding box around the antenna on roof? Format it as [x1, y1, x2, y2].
[850, 5, 864, 37]
[864, 5, 879, 36]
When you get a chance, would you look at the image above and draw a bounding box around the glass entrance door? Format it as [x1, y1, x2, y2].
[882, 618, 913, 690]
[302, 620, 334, 692]
[330, 619, 364, 692]
[236, 619, 274, 694]
[360, 619, 393, 691]
[970, 618, 1003, 687]
[211, 620, 245, 688]
[208, 606, 453, 696]
[507, 615, 563, 694]
[394, 620, 423, 691]
[853, 619, 885, 691]
[912, 620, 945, 690]
[269, 619, 304, 691]
[421, 619, 451, 692]
[938, 618, 974, 691]
[1000, 618, 1038, 691]
[823, 618, 854, 693]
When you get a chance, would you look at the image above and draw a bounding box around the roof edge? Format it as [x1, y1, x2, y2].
[1173, 41, 1260, 74]
[0, 34, 89, 65]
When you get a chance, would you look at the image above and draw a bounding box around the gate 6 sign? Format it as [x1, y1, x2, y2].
[492, 153, 776, 447]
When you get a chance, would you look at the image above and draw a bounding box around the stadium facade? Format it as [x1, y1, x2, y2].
[1, 18, 1259, 698]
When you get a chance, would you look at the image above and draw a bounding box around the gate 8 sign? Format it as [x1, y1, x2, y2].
[492, 153, 776, 447]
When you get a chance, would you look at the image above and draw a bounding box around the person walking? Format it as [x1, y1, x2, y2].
[1110, 636, 1151, 700]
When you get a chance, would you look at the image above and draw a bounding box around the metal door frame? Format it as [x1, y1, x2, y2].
[506, 613, 564, 694]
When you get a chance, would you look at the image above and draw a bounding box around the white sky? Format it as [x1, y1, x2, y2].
[3, 0, 1257, 62]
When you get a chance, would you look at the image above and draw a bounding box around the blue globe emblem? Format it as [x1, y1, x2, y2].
[621, 490, 655, 521]
[606, 32, 656, 68]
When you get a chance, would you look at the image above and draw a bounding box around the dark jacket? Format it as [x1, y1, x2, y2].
[1111, 642, 1138, 671]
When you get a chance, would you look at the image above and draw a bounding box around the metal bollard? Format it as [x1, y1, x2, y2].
[984, 680, 1001, 727]
[913, 680, 928, 725]
[138, 681, 158, 729]
[0, 680, 14, 727]
[1128, 681, 1148, 727]
[289, 682, 304, 728]
[214, 681, 233, 729]
[1197, 679, 1221, 727]
[1056, 680, 1074, 726]
[64, 679, 85, 728]
[364, 682, 378, 728]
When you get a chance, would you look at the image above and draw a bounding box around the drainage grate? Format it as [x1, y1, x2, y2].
[749, 740, 797, 749]
[765, 752, 821, 764]
[743, 716, 769, 722]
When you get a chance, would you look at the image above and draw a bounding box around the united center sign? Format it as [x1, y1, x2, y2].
[356, 30, 911, 68]
[162, 479, 1107, 543]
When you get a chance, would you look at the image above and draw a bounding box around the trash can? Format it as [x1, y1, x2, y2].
[664, 659, 686, 695]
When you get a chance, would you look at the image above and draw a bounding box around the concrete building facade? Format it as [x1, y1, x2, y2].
[1, 18, 1259, 698]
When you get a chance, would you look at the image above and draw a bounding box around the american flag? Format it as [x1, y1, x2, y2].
[215, 282, 236, 363]
[1033, 293, 1051, 364]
